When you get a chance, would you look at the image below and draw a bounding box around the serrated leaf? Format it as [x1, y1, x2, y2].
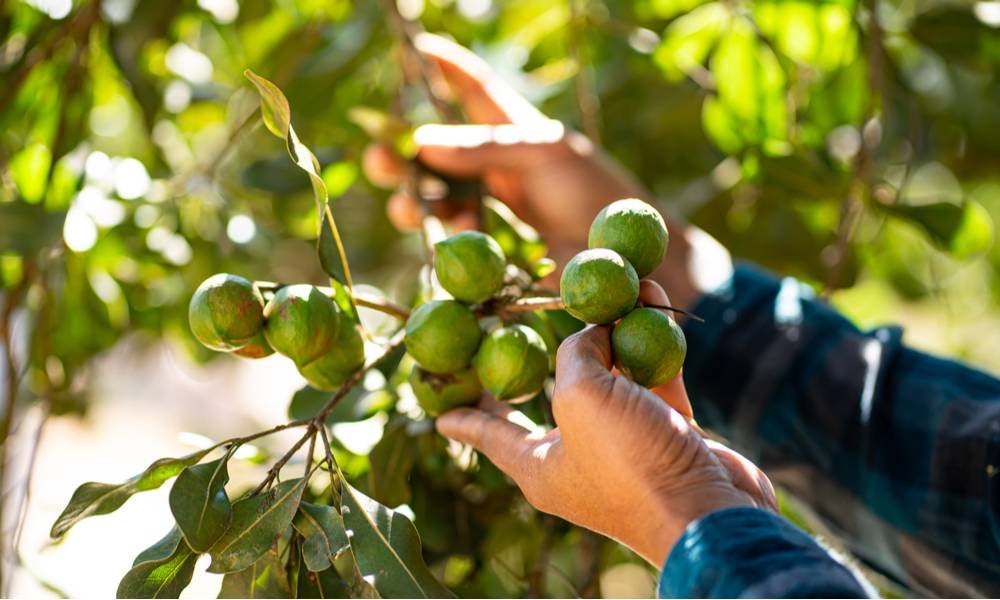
[339, 478, 454, 598]
[366, 419, 416, 508]
[208, 478, 306, 574]
[116, 528, 198, 599]
[293, 502, 350, 572]
[244, 70, 291, 138]
[218, 547, 290, 598]
[169, 456, 232, 552]
[51, 447, 217, 538]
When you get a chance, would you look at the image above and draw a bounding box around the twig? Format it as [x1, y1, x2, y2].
[640, 304, 705, 323]
[303, 428, 317, 478]
[11, 406, 49, 570]
[823, 0, 884, 297]
[247, 329, 406, 496]
[249, 425, 317, 497]
[352, 292, 411, 320]
[380, 0, 459, 124]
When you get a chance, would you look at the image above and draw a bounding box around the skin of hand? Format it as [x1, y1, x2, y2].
[437, 281, 777, 567]
[363, 33, 734, 311]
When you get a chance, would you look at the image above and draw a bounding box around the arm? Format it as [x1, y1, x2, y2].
[681, 263, 1000, 596]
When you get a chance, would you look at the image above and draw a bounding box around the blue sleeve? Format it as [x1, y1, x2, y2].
[681, 263, 1000, 596]
[658, 507, 873, 598]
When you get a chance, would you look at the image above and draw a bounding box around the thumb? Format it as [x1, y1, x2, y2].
[553, 325, 615, 406]
[414, 122, 568, 177]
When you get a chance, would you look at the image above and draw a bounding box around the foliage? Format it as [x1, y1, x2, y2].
[2, 0, 1000, 597]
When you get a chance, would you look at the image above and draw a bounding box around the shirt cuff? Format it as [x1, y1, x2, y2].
[658, 507, 873, 598]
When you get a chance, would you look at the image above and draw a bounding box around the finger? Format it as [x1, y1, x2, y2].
[414, 122, 566, 177]
[637, 280, 695, 418]
[436, 407, 539, 480]
[414, 33, 547, 126]
[362, 143, 406, 189]
[638, 279, 670, 310]
[478, 396, 545, 435]
[553, 325, 615, 403]
[386, 191, 424, 231]
[707, 441, 779, 512]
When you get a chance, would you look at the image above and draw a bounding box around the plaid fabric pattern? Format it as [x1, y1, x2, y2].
[673, 263, 1000, 597]
[659, 508, 874, 598]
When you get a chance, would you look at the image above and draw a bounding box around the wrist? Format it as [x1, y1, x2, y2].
[638, 485, 754, 567]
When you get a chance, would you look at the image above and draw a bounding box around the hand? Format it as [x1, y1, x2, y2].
[437, 282, 776, 567]
[363, 34, 729, 310]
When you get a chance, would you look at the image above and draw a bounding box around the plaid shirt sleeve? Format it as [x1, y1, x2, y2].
[658, 507, 873, 598]
[679, 262, 1000, 597]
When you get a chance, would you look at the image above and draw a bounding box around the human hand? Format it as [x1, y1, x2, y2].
[363, 35, 655, 263]
[436, 281, 776, 566]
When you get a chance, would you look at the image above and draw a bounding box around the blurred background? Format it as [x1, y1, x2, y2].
[1, 0, 999, 597]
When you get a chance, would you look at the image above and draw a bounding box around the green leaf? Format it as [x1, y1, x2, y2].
[116, 528, 198, 599]
[51, 447, 217, 538]
[10, 142, 52, 204]
[288, 381, 392, 424]
[208, 478, 306, 574]
[218, 547, 291, 598]
[366, 418, 416, 508]
[339, 477, 454, 598]
[707, 18, 789, 153]
[653, 2, 730, 81]
[292, 502, 350, 572]
[244, 70, 354, 293]
[482, 197, 548, 270]
[243, 70, 291, 138]
[296, 551, 352, 599]
[881, 201, 995, 258]
[169, 456, 232, 552]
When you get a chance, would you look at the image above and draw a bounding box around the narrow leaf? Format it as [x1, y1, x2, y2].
[51, 447, 215, 538]
[116, 528, 198, 599]
[243, 70, 290, 138]
[208, 478, 306, 574]
[169, 456, 232, 552]
[243, 70, 355, 295]
[292, 502, 350, 572]
[339, 478, 454, 598]
[218, 547, 290, 599]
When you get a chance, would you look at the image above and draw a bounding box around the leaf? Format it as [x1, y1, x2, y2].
[339, 478, 454, 598]
[51, 447, 217, 538]
[653, 2, 730, 81]
[116, 528, 199, 599]
[208, 478, 306, 574]
[881, 201, 995, 258]
[218, 547, 291, 598]
[366, 418, 416, 508]
[482, 197, 548, 270]
[244, 70, 354, 294]
[243, 70, 291, 138]
[10, 142, 52, 204]
[293, 502, 350, 572]
[296, 552, 352, 599]
[169, 456, 232, 552]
